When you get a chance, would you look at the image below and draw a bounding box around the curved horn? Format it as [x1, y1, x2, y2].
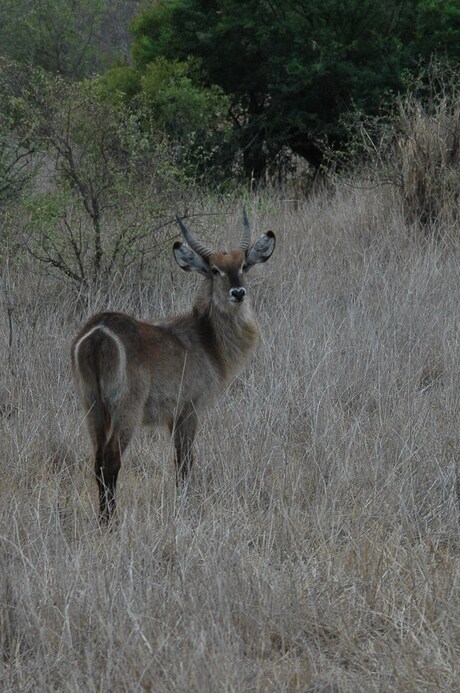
[239, 207, 251, 252]
[176, 216, 213, 259]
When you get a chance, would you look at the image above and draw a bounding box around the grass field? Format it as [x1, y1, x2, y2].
[1, 183, 459, 691]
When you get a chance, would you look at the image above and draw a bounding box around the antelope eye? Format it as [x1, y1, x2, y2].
[212, 267, 221, 276]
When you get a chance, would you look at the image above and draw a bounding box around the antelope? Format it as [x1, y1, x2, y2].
[71, 212, 276, 523]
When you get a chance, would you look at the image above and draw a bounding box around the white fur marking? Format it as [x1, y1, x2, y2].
[74, 324, 127, 403]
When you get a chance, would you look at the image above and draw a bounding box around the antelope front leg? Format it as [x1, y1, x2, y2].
[171, 406, 198, 484]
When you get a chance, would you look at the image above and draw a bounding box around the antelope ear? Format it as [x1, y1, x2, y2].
[244, 231, 276, 270]
[173, 242, 210, 276]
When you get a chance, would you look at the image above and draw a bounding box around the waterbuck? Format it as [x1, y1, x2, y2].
[71, 212, 276, 523]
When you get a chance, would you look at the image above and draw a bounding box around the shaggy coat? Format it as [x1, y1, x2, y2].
[71, 217, 275, 523]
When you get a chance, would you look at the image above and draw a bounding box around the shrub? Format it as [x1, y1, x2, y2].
[332, 61, 460, 234]
[0, 62, 184, 290]
[396, 90, 460, 228]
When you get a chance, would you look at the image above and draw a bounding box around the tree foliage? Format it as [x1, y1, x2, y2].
[1, 0, 460, 193]
[123, 0, 460, 181]
[0, 0, 138, 79]
[99, 56, 232, 184]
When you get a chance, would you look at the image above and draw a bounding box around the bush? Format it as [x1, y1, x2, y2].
[333, 62, 460, 234]
[98, 57, 233, 186]
[0, 60, 40, 204]
[396, 91, 460, 228]
[0, 62, 188, 290]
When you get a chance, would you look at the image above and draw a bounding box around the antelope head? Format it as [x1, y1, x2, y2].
[174, 211, 276, 312]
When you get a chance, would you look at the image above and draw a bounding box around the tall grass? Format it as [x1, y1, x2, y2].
[0, 183, 459, 691]
[332, 62, 460, 239]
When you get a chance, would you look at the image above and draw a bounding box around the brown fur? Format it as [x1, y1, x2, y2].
[71, 235, 272, 524]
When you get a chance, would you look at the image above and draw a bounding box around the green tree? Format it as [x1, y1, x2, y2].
[0, 0, 105, 78]
[127, 0, 460, 181]
[0, 0, 138, 79]
[99, 56, 232, 184]
[0, 58, 42, 204]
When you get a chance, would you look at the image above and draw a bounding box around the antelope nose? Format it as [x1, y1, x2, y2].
[230, 287, 246, 302]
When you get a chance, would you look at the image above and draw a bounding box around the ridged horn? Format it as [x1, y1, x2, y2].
[176, 216, 213, 259]
[239, 207, 251, 252]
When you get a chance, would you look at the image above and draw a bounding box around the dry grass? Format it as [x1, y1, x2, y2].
[0, 184, 459, 691]
[397, 94, 460, 229]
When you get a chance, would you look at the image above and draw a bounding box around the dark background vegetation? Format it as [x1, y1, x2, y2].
[1, 0, 460, 201]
